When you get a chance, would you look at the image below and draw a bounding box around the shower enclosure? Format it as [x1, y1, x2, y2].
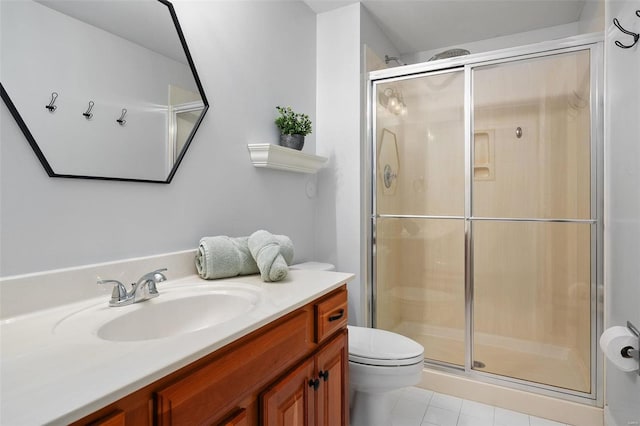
[369, 37, 602, 402]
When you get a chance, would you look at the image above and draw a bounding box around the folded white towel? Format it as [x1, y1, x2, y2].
[195, 236, 253, 279]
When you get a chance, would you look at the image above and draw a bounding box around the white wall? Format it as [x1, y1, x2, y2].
[315, 4, 362, 324]
[1, 1, 197, 181]
[360, 5, 400, 66]
[604, 1, 640, 424]
[315, 3, 400, 326]
[0, 1, 317, 276]
[579, 0, 606, 33]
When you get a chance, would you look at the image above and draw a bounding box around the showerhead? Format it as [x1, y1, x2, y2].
[385, 55, 406, 66]
[428, 48, 471, 61]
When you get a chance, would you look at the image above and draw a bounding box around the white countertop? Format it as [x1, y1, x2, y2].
[0, 269, 354, 425]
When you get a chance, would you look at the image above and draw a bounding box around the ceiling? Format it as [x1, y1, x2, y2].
[37, 0, 591, 63]
[304, 0, 589, 55]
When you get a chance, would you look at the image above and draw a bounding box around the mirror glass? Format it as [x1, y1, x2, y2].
[1, 0, 208, 183]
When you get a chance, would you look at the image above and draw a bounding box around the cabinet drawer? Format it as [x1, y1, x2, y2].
[89, 410, 125, 426]
[155, 309, 313, 425]
[315, 288, 347, 343]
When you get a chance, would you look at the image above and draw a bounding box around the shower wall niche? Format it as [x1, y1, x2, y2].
[372, 44, 599, 400]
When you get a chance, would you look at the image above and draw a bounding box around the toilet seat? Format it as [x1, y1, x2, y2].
[348, 326, 424, 367]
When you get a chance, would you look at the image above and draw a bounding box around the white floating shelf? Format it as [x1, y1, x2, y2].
[247, 143, 328, 174]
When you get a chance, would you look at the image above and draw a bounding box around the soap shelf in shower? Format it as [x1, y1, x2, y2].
[473, 130, 495, 181]
[247, 143, 328, 174]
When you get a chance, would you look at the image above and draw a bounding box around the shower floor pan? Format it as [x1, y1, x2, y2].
[392, 321, 590, 394]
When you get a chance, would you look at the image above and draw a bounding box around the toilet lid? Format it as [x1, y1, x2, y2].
[348, 326, 424, 367]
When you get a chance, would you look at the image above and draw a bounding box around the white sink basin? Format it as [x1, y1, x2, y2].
[54, 283, 263, 342]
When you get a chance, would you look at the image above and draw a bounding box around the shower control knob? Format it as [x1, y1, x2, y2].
[383, 164, 398, 189]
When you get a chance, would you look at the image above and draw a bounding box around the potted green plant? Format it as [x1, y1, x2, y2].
[274, 106, 312, 150]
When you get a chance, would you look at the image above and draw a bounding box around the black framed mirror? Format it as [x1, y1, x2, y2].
[0, 0, 208, 183]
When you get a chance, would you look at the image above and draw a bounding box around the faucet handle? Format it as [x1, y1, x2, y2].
[152, 268, 168, 279]
[148, 268, 167, 297]
[136, 268, 168, 298]
[97, 279, 128, 305]
[146, 269, 168, 293]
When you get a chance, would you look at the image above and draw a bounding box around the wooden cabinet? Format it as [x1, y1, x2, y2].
[262, 331, 348, 426]
[155, 310, 314, 425]
[72, 285, 348, 426]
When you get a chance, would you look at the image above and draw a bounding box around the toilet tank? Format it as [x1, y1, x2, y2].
[289, 262, 336, 271]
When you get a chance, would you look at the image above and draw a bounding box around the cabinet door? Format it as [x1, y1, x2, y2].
[316, 331, 348, 426]
[262, 358, 315, 426]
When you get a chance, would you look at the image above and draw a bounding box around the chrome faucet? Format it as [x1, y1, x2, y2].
[97, 268, 167, 307]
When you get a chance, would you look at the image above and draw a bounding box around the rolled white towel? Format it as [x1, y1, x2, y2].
[248, 230, 292, 282]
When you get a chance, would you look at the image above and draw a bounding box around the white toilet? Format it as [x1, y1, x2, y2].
[290, 262, 425, 426]
[348, 325, 424, 426]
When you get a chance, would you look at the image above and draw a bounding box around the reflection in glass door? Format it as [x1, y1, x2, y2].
[373, 47, 597, 396]
[375, 70, 466, 366]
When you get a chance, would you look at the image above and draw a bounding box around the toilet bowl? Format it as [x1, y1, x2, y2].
[348, 326, 424, 426]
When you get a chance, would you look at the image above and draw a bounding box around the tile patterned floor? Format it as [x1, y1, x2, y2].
[390, 387, 571, 426]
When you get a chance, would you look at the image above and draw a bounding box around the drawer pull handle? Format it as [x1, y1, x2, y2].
[319, 370, 329, 382]
[328, 309, 345, 322]
[309, 378, 320, 390]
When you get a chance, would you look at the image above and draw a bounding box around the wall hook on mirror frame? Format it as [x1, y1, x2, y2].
[116, 108, 127, 126]
[613, 15, 640, 49]
[83, 100, 95, 120]
[45, 92, 58, 112]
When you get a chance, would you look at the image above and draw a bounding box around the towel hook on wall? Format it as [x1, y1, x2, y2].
[45, 92, 58, 112]
[83, 100, 95, 120]
[613, 14, 640, 49]
[116, 108, 127, 126]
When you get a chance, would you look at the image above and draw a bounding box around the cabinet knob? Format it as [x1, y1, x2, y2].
[308, 378, 320, 390]
[318, 370, 329, 382]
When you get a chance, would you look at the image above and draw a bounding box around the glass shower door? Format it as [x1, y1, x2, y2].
[372, 44, 599, 398]
[374, 70, 466, 366]
[471, 50, 593, 392]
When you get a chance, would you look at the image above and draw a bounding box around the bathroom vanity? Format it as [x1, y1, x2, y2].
[0, 265, 353, 425]
[77, 287, 348, 425]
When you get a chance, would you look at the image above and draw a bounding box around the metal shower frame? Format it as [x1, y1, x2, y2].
[364, 33, 604, 406]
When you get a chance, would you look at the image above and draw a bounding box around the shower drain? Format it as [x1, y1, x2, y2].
[473, 360, 486, 369]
